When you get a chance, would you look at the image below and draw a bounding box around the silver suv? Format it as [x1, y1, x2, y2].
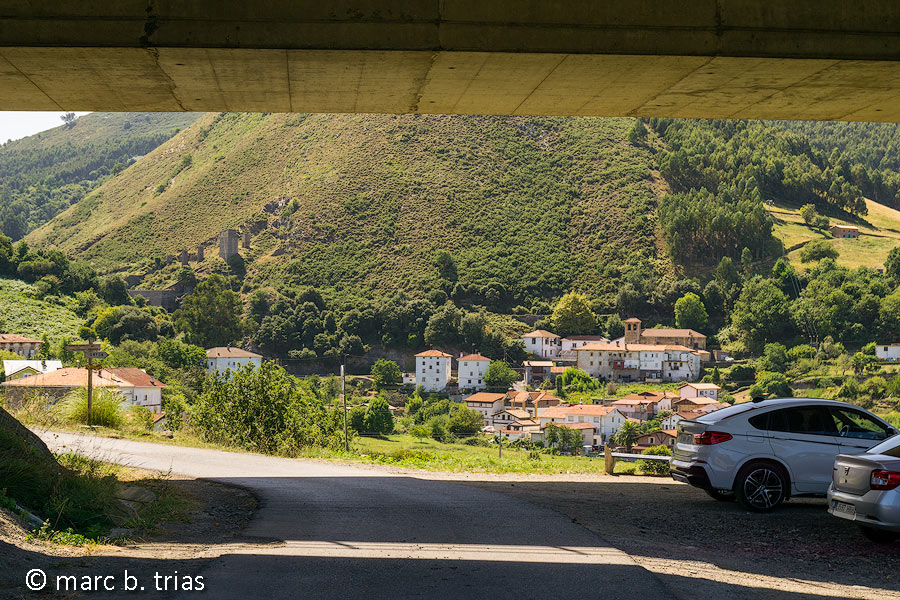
[670, 398, 896, 511]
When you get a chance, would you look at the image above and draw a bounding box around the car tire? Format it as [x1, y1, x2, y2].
[705, 489, 736, 502]
[859, 526, 900, 543]
[734, 462, 788, 512]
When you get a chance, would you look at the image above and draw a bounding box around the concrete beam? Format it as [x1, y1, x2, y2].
[2, 2, 900, 120]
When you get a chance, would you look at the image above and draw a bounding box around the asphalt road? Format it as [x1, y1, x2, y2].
[39, 431, 669, 600]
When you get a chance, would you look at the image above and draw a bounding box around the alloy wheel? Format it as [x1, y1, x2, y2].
[742, 467, 784, 510]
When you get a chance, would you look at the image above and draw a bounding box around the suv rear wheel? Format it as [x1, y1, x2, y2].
[734, 462, 788, 512]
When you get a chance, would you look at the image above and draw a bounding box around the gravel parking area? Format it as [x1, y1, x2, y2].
[391, 469, 900, 599]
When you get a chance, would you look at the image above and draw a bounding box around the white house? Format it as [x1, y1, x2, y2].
[0, 367, 165, 411]
[520, 330, 561, 359]
[679, 382, 721, 401]
[464, 392, 507, 423]
[415, 349, 452, 392]
[876, 344, 900, 362]
[575, 341, 702, 382]
[491, 408, 532, 431]
[402, 372, 416, 385]
[206, 347, 263, 378]
[3, 359, 62, 380]
[458, 353, 491, 390]
[109, 367, 167, 411]
[538, 404, 628, 445]
[560, 335, 608, 354]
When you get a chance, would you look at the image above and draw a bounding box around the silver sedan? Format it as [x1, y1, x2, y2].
[828, 433, 900, 542]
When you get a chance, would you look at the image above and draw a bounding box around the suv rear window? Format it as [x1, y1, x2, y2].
[695, 402, 757, 423]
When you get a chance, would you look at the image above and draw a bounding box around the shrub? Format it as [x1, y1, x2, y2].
[636, 445, 672, 475]
[56, 387, 125, 429]
[800, 239, 838, 262]
[191, 361, 345, 454]
[410, 425, 431, 438]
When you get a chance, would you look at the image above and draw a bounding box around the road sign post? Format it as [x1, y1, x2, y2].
[64, 340, 103, 427]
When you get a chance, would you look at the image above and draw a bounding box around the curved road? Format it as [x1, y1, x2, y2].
[40, 431, 667, 599]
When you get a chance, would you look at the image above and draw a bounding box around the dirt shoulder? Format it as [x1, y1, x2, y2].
[0, 475, 256, 599]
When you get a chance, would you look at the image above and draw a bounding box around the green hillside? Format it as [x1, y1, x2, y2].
[0, 112, 200, 239]
[0, 278, 81, 340]
[29, 113, 673, 309]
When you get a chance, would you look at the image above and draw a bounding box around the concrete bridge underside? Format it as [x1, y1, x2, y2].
[3, 2, 900, 121]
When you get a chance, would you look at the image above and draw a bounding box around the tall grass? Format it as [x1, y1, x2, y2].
[55, 387, 125, 429]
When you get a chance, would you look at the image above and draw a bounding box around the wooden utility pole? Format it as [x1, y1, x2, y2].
[64, 340, 107, 428]
[341, 364, 348, 452]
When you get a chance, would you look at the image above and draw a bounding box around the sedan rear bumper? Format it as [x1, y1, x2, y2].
[827, 485, 900, 532]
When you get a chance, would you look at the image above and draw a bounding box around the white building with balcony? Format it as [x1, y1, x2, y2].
[574, 342, 701, 383]
[520, 330, 561, 359]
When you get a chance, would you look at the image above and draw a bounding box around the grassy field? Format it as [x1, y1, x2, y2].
[346, 433, 650, 474]
[563, 382, 684, 405]
[768, 199, 900, 271]
[0, 278, 82, 339]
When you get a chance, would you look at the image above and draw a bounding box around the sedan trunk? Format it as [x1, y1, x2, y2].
[832, 454, 900, 496]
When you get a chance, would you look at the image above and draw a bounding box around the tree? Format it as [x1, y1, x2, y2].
[433, 250, 457, 281]
[174, 274, 244, 347]
[60, 112, 77, 128]
[628, 119, 647, 145]
[612, 420, 639, 452]
[800, 203, 830, 230]
[424, 303, 462, 347]
[448, 406, 484, 437]
[748, 372, 793, 399]
[551, 292, 596, 336]
[371, 359, 401, 389]
[851, 351, 876, 374]
[760, 342, 789, 373]
[364, 396, 395, 435]
[484, 360, 519, 390]
[458, 312, 487, 349]
[98, 274, 131, 306]
[605, 314, 625, 339]
[800, 239, 839, 262]
[886, 246, 900, 281]
[674, 292, 708, 331]
[730, 277, 792, 353]
[741, 247, 753, 275]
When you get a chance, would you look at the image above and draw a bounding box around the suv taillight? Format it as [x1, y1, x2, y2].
[693, 431, 733, 445]
[870, 470, 900, 490]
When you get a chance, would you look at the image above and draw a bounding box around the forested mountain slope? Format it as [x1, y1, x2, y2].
[28, 113, 673, 311]
[0, 112, 200, 239]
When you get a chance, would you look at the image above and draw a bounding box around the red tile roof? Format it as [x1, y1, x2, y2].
[415, 349, 453, 358]
[521, 329, 560, 339]
[464, 392, 507, 404]
[1, 367, 165, 389]
[206, 346, 263, 358]
[458, 353, 491, 362]
[0, 334, 42, 344]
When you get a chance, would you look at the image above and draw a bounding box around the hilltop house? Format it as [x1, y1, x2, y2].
[415, 349, 453, 392]
[522, 360, 555, 385]
[0, 334, 43, 358]
[491, 408, 532, 431]
[574, 341, 702, 382]
[622, 318, 707, 350]
[458, 353, 491, 390]
[662, 410, 704, 429]
[3, 359, 62, 380]
[206, 347, 263, 378]
[830, 224, 859, 239]
[1, 367, 166, 411]
[520, 330, 561, 359]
